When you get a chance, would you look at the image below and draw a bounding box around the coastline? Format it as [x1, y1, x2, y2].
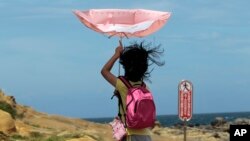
[85, 111, 250, 127]
[1, 90, 250, 141]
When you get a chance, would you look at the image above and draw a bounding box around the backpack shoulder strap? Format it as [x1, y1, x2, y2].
[118, 76, 132, 88]
[119, 76, 146, 88]
[141, 82, 146, 88]
[114, 90, 127, 127]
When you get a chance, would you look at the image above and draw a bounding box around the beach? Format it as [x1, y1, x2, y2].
[1, 90, 249, 141]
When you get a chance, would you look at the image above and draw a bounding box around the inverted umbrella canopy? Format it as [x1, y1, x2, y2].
[73, 9, 171, 38]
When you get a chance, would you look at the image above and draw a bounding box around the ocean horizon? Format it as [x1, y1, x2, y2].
[84, 111, 250, 127]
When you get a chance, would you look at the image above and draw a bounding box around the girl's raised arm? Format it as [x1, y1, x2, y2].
[101, 43, 123, 87]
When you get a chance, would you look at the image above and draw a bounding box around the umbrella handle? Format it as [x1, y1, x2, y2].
[119, 38, 123, 48]
[118, 38, 123, 76]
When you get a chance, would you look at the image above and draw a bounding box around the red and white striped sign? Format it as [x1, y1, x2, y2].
[178, 80, 193, 121]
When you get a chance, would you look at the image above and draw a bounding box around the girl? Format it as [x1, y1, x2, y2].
[101, 41, 164, 141]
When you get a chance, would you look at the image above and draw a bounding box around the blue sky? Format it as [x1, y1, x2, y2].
[0, 0, 250, 118]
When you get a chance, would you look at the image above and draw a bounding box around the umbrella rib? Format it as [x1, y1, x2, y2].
[108, 32, 129, 39]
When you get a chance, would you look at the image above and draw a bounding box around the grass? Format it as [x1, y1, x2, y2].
[45, 136, 66, 141]
[11, 134, 29, 140]
[0, 101, 17, 118]
[10, 133, 83, 141]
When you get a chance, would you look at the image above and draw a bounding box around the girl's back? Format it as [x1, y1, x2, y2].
[101, 41, 164, 141]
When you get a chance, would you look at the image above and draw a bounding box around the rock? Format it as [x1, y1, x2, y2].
[211, 117, 227, 127]
[0, 90, 16, 108]
[233, 118, 250, 125]
[213, 133, 220, 138]
[154, 121, 161, 128]
[0, 110, 16, 134]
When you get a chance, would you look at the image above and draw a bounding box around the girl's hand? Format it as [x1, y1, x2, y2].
[115, 41, 123, 57]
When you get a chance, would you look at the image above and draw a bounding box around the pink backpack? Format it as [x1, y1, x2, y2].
[118, 76, 156, 129]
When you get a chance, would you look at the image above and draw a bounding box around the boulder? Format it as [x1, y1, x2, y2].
[0, 110, 16, 134]
[211, 117, 227, 127]
[0, 90, 16, 107]
[233, 118, 250, 125]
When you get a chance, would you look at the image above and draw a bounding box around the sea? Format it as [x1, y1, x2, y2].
[85, 112, 250, 127]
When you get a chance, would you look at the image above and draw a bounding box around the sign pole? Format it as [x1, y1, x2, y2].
[184, 119, 187, 141]
[178, 80, 193, 141]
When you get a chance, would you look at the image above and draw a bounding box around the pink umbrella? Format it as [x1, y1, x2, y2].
[73, 9, 171, 38]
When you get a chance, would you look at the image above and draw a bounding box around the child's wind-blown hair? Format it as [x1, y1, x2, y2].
[119, 41, 165, 82]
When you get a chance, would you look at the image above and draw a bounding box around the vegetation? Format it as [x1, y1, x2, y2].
[10, 134, 29, 140]
[10, 133, 84, 141]
[45, 136, 66, 141]
[0, 101, 17, 118]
